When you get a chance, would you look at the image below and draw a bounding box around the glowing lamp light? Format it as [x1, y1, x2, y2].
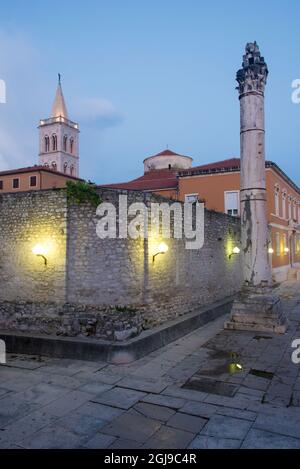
[32, 244, 48, 265]
[284, 247, 290, 253]
[268, 247, 274, 254]
[229, 246, 240, 259]
[153, 242, 169, 262]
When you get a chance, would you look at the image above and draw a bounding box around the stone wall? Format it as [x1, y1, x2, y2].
[0, 188, 243, 339]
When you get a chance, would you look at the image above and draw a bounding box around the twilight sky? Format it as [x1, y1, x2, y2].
[0, 0, 299, 185]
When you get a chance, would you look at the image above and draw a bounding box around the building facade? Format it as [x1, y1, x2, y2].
[178, 159, 300, 282]
[0, 166, 81, 193]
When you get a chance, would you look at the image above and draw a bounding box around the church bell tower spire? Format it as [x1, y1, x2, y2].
[38, 75, 80, 177]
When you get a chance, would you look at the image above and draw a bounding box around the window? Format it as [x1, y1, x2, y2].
[12, 178, 19, 189]
[274, 186, 280, 216]
[63, 162, 67, 174]
[63, 135, 68, 152]
[52, 162, 57, 171]
[30, 176, 37, 187]
[52, 134, 57, 151]
[0, 180, 3, 190]
[70, 138, 74, 154]
[288, 196, 292, 220]
[224, 191, 239, 216]
[70, 165, 74, 176]
[185, 194, 198, 203]
[275, 232, 280, 256]
[293, 200, 297, 221]
[44, 135, 50, 152]
[282, 191, 287, 219]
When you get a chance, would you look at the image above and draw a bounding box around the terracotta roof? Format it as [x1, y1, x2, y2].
[0, 165, 82, 180]
[99, 168, 178, 192]
[179, 157, 300, 195]
[179, 158, 241, 175]
[144, 148, 192, 162]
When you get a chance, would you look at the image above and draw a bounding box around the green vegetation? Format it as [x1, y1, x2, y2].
[66, 180, 102, 207]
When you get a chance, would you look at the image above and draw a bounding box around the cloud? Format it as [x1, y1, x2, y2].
[72, 97, 123, 129]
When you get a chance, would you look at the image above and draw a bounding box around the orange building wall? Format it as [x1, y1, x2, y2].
[0, 170, 77, 193]
[155, 188, 178, 200]
[178, 168, 300, 277]
[178, 172, 240, 211]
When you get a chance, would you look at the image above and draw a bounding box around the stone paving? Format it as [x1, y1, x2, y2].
[1, 281, 300, 449]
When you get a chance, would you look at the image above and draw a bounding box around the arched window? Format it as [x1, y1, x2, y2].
[52, 162, 57, 171]
[51, 134, 57, 151]
[44, 135, 50, 152]
[274, 185, 280, 217]
[63, 135, 68, 152]
[63, 162, 67, 174]
[70, 138, 74, 154]
[70, 165, 74, 176]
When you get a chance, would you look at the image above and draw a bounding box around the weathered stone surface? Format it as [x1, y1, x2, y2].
[118, 376, 170, 394]
[133, 402, 175, 422]
[91, 387, 146, 410]
[0, 189, 242, 338]
[189, 435, 241, 449]
[167, 412, 207, 433]
[141, 393, 186, 410]
[201, 414, 252, 439]
[101, 409, 161, 443]
[76, 402, 124, 421]
[142, 426, 194, 449]
[83, 433, 116, 449]
[241, 429, 300, 449]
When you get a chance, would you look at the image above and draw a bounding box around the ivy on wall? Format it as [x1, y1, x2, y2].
[66, 180, 102, 207]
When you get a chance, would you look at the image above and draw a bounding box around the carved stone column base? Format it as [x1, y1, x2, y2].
[224, 285, 287, 334]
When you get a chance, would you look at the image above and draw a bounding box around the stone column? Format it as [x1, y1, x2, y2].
[225, 42, 286, 334]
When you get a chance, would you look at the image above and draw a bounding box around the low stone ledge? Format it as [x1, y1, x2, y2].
[0, 296, 233, 364]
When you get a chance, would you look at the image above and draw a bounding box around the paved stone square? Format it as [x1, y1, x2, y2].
[1, 281, 300, 449]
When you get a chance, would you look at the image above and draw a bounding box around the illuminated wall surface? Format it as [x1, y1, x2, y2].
[0, 189, 242, 335]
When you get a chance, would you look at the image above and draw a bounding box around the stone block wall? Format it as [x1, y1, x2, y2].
[0, 188, 243, 339]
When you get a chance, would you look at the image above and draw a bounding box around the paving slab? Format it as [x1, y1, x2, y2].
[253, 413, 300, 439]
[117, 376, 170, 394]
[101, 409, 161, 443]
[141, 393, 186, 410]
[0, 410, 58, 447]
[188, 435, 241, 449]
[19, 424, 86, 449]
[241, 428, 300, 449]
[133, 402, 175, 422]
[41, 390, 92, 417]
[109, 438, 142, 449]
[200, 414, 252, 440]
[57, 412, 107, 436]
[83, 433, 116, 449]
[91, 387, 146, 410]
[142, 426, 195, 449]
[167, 412, 207, 433]
[179, 401, 219, 419]
[76, 402, 124, 421]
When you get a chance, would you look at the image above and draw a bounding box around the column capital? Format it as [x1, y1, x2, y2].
[236, 42, 268, 95]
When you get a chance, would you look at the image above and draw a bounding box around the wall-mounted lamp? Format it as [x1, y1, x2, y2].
[229, 246, 240, 259]
[268, 247, 274, 254]
[284, 247, 290, 253]
[32, 244, 48, 265]
[153, 242, 169, 262]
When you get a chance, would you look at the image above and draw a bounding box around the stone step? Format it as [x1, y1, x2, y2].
[288, 268, 298, 280]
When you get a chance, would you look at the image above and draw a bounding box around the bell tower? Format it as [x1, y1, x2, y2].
[39, 75, 80, 177]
